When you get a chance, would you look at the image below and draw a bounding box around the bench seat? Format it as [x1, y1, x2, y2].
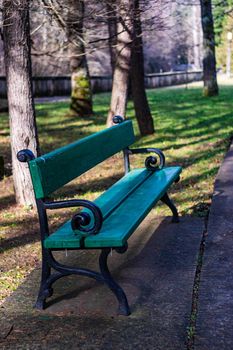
[44, 166, 182, 249]
[17, 117, 182, 315]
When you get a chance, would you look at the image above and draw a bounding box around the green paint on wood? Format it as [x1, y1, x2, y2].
[28, 120, 181, 250]
[44, 220, 82, 249]
[28, 120, 135, 199]
[84, 166, 182, 248]
[44, 168, 151, 248]
[44, 167, 182, 249]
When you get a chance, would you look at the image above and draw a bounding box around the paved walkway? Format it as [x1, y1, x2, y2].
[35, 96, 69, 104]
[1, 143, 233, 349]
[195, 142, 233, 349]
[0, 215, 203, 349]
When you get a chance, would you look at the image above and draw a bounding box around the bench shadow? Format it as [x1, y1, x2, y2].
[39, 215, 202, 318]
[1, 215, 203, 349]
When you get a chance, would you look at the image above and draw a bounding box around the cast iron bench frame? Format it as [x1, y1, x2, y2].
[17, 116, 182, 316]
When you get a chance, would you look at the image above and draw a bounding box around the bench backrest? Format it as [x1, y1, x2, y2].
[28, 120, 135, 199]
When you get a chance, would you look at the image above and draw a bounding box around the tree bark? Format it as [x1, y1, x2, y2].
[200, 0, 219, 96]
[130, 0, 154, 135]
[107, 0, 134, 127]
[67, 0, 93, 115]
[192, 2, 202, 69]
[3, 0, 40, 206]
[41, 0, 93, 115]
[106, 1, 118, 73]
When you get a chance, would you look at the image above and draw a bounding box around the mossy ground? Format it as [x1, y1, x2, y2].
[1, 81, 233, 303]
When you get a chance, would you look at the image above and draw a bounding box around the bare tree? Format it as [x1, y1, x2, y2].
[107, 0, 134, 126]
[192, 1, 202, 69]
[106, 0, 118, 73]
[131, 0, 154, 135]
[3, 0, 40, 205]
[42, 0, 93, 115]
[66, 0, 93, 115]
[200, 0, 219, 96]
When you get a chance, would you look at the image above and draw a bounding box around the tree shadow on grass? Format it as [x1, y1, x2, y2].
[1, 230, 39, 252]
[0, 209, 75, 253]
[0, 214, 40, 253]
[171, 144, 226, 170]
[138, 113, 233, 149]
[0, 193, 16, 210]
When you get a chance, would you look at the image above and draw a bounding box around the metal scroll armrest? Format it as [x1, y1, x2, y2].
[126, 147, 166, 171]
[44, 199, 103, 235]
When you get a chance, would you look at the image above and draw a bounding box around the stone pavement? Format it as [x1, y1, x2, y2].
[0, 214, 203, 349]
[195, 143, 233, 349]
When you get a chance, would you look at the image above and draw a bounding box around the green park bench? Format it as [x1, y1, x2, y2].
[17, 116, 182, 316]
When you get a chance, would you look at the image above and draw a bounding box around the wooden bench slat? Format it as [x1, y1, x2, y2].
[44, 221, 82, 249]
[18, 117, 183, 314]
[94, 168, 152, 219]
[44, 168, 151, 249]
[44, 167, 181, 249]
[29, 121, 135, 198]
[84, 166, 182, 248]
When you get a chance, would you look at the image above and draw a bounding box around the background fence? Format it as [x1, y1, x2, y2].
[0, 71, 203, 98]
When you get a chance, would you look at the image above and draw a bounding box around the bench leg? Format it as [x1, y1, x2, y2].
[35, 248, 130, 316]
[160, 192, 179, 223]
[34, 246, 65, 310]
[99, 248, 131, 316]
[34, 250, 53, 310]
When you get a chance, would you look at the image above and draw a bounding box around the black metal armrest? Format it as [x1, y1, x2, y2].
[44, 199, 103, 235]
[127, 147, 166, 170]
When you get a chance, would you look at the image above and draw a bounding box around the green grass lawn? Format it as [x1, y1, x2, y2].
[1, 84, 233, 302]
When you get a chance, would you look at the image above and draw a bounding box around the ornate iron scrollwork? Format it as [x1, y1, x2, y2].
[17, 149, 35, 162]
[71, 201, 103, 235]
[145, 155, 158, 171]
[128, 147, 165, 171]
[144, 149, 165, 171]
[112, 115, 124, 124]
[44, 199, 103, 236]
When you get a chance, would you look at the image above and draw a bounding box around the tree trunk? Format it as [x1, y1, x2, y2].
[3, 0, 40, 206]
[130, 0, 154, 135]
[106, 1, 117, 73]
[67, 0, 93, 115]
[200, 0, 219, 96]
[192, 3, 202, 69]
[107, 0, 134, 127]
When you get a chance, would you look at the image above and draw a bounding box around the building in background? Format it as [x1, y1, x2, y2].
[0, 0, 203, 76]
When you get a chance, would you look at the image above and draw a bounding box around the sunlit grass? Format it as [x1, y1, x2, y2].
[1, 84, 233, 301]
